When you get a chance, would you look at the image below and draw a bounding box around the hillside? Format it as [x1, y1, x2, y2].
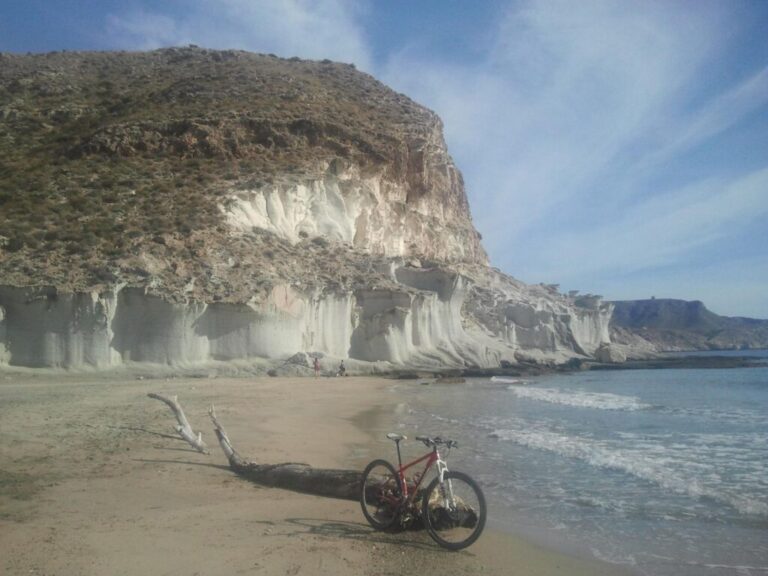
[0, 48, 616, 370]
[0, 47, 487, 300]
[610, 299, 768, 351]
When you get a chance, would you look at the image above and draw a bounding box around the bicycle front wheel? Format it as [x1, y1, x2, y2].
[421, 470, 487, 550]
[360, 459, 402, 530]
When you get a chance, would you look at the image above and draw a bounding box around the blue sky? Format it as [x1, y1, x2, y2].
[3, 1, 768, 318]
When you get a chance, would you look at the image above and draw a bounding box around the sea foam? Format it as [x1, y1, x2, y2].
[491, 425, 768, 518]
[490, 376, 528, 385]
[507, 386, 652, 411]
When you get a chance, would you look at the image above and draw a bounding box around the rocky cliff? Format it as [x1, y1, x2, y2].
[0, 48, 615, 371]
[610, 299, 768, 352]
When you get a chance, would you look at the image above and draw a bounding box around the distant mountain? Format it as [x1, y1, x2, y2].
[609, 299, 768, 352]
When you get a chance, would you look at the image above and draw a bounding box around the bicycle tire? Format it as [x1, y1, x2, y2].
[360, 459, 402, 530]
[421, 470, 487, 550]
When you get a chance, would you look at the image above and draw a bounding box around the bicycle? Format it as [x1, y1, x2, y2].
[360, 433, 487, 550]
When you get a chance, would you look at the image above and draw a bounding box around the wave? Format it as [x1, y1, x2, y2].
[491, 426, 768, 518]
[669, 405, 765, 426]
[507, 386, 652, 411]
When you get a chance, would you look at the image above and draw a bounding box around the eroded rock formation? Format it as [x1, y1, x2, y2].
[0, 269, 613, 369]
[0, 47, 615, 370]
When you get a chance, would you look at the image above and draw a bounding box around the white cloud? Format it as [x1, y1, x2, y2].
[104, 10, 187, 49]
[104, 0, 372, 69]
[97, 0, 768, 316]
[637, 65, 768, 173]
[529, 167, 768, 278]
[380, 0, 767, 315]
[385, 0, 725, 230]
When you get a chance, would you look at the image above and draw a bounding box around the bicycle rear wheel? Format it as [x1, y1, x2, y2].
[360, 459, 402, 530]
[421, 471, 486, 550]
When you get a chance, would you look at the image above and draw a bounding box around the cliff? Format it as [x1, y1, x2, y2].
[0, 47, 615, 371]
[610, 299, 768, 352]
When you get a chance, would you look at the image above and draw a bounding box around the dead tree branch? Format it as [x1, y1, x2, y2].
[148, 393, 208, 454]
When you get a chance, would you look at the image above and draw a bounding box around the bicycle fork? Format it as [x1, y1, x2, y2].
[436, 455, 456, 509]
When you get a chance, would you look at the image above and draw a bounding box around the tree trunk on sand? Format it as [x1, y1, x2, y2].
[208, 406, 363, 500]
[207, 406, 478, 531]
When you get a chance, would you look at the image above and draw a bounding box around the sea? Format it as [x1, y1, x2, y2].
[386, 350, 768, 576]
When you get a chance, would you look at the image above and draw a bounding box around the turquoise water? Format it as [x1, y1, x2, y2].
[389, 352, 768, 575]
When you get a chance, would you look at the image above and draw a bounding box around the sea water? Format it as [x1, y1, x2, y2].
[388, 351, 768, 575]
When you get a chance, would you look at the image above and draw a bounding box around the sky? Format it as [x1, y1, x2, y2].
[2, 1, 768, 318]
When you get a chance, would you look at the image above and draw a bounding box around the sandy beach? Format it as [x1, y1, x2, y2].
[0, 371, 629, 575]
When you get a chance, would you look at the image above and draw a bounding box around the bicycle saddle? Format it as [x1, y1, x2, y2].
[386, 433, 407, 442]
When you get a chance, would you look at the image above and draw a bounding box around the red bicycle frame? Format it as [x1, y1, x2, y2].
[394, 444, 439, 503]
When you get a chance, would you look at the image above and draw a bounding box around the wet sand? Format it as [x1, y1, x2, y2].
[0, 371, 629, 575]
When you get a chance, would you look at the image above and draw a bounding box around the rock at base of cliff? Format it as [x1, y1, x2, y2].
[594, 344, 627, 364]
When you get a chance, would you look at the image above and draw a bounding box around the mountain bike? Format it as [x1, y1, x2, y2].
[360, 433, 486, 550]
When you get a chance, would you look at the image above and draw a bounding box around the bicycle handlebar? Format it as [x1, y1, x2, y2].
[415, 435, 458, 449]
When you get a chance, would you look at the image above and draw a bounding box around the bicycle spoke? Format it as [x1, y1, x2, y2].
[422, 471, 486, 550]
[360, 460, 402, 530]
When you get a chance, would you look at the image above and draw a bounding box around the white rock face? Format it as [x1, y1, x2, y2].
[0, 305, 10, 365]
[0, 268, 613, 370]
[459, 270, 614, 364]
[0, 288, 119, 368]
[224, 159, 485, 265]
[0, 116, 616, 371]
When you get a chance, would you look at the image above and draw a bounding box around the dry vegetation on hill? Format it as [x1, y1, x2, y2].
[0, 47, 449, 300]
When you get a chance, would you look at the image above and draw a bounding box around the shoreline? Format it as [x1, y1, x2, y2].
[344, 381, 634, 575]
[0, 346, 763, 386]
[1, 373, 630, 575]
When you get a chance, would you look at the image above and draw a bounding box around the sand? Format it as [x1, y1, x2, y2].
[0, 371, 629, 575]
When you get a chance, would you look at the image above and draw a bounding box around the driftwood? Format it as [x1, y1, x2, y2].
[209, 406, 363, 500]
[148, 393, 208, 454]
[207, 406, 479, 532]
[144, 396, 479, 534]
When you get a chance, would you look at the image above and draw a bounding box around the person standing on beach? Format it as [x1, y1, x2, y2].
[313, 356, 320, 378]
[338, 360, 346, 376]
